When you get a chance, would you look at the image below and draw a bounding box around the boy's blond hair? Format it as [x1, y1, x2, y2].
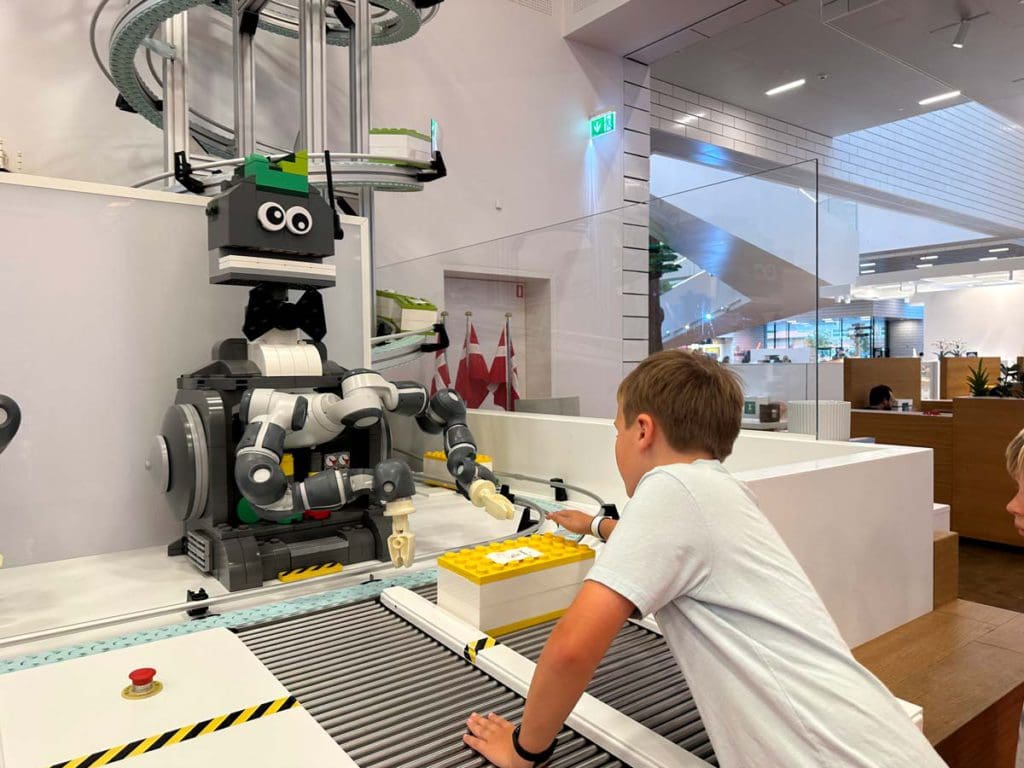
[1007, 427, 1024, 480]
[618, 350, 743, 461]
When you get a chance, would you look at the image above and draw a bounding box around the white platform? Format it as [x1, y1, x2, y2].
[0, 628, 355, 767]
[0, 487, 519, 659]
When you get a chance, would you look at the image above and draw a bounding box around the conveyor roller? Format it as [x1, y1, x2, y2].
[414, 584, 718, 766]
[237, 598, 623, 767]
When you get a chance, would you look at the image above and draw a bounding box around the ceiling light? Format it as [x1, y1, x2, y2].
[952, 20, 970, 48]
[765, 79, 806, 96]
[916, 263, 934, 269]
[919, 91, 961, 106]
[860, 262, 876, 267]
[989, 247, 1010, 253]
[861, 270, 876, 274]
[980, 256, 999, 262]
[920, 255, 939, 260]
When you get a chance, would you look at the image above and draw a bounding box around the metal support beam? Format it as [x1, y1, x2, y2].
[299, 0, 328, 153]
[161, 13, 189, 188]
[350, 0, 374, 296]
[233, 0, 268, 157]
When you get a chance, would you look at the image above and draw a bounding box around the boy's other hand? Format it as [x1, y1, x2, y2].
[463, 712, 533, 768]
[546, 509, 594, 535]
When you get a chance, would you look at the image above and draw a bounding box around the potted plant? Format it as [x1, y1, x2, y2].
[966, 359, 992, 396]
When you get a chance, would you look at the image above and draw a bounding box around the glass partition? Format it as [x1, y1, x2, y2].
[375, 160, 847, 437]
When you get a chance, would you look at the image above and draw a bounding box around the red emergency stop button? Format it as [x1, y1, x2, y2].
[130, 667, 156, 687]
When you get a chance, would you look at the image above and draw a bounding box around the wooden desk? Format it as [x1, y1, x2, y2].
[844, 358, 921, 410]
[923, 399, 954, 414]
[850, 410, 953, 504]
[952, 398, 1024, 546]
[854, 600, 1024, 768]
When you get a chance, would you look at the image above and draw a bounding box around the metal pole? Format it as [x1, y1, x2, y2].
[299, 0, 327, 153]
[233, 0, 268, 157]
[505, 312, 514, 412]
[350, 0, 374, 298]
[161, 13, 189, 187]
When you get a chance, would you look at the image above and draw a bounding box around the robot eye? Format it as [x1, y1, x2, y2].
[257, 201, 286, 232]
[286, 206, 312, 236]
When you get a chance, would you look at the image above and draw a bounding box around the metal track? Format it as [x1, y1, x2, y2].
[237, 598, 623, 767]
[416, 585, 719, 766]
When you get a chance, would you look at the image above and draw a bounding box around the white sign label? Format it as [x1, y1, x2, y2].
[487, 547, 543, 566]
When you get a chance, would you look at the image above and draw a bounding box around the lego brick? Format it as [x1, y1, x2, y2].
[438, 557, 594, 607]
[212, 254, 337, 289]
[238, 535, 263, 590]
[437, 534, 594, 585]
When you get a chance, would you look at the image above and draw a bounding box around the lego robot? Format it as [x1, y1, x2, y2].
[149, 152, 512, 591]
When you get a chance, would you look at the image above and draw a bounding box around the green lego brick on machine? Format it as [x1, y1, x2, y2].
[370, 128, 432, 142]
[243, 153, 309, 196]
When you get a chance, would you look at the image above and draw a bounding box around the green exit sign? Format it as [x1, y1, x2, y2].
[590, 111, 616, 138]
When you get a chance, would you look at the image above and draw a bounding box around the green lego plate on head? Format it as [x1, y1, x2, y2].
[370, 128, 432, 142]
[243, 152, 309, 196]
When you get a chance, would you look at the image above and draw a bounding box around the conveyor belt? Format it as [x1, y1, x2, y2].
[237, 598, 623, 767]
[416, 584, 718, 766]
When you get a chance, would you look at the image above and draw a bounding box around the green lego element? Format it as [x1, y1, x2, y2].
[277, 512, 304, 525]
[242, 152, 309, 195]
[370, 128, 431, 142]
[376, 289, 438, 334]
[236, 498, 261, 525]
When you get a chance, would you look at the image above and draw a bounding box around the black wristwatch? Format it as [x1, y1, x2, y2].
[512, 725, 557, 766]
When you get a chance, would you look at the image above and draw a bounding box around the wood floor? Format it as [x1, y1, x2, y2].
[959, 539, 1024, 613]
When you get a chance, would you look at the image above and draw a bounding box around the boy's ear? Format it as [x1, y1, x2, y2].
[635, 413, 655, 448]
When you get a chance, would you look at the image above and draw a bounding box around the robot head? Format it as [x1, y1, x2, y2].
[207, 152, 337, 289]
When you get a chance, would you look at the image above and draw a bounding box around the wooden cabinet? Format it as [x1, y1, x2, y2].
[952, 398, 1024, 546]
[843, 358, 921, 410]
[940, 357, 1000, 399]
[851, 410, 952, 504]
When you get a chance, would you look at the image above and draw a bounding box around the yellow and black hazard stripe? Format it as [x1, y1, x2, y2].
[277, 562, 343, 583]
[49, 695, 299, 768]
[463, 636, 498, 664]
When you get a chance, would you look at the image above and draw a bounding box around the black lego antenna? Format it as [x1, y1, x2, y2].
[323, 150, 345, 241]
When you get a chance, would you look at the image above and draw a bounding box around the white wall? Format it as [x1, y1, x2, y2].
[856, 204, 991, 255]
[922, 283, 1024, 362]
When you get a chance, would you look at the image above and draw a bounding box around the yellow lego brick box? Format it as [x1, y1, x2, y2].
[437, 534, 596, 636]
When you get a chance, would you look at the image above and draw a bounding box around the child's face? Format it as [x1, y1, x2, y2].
[1007, 474, 1024, 538]
[614, 402, 644, 497]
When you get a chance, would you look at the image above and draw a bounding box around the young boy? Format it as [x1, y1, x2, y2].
[464, 350, 944, 767]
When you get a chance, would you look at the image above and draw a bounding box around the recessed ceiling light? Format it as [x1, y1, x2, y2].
[979, 256, 999, 262]
[988, 247, 1010, 253]
[860, 262, 876, 267]
[952, 20, 970, 48]
[766, 79, 806, 96]
[919, 91, 962, 106]
[860, 270, 876, 274]
[920, 255, 939, 260]
[916, 264, 934, 269]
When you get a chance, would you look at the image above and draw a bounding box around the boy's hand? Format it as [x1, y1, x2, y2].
[463, 712, 533, 768]
[546, 509, 594, 535]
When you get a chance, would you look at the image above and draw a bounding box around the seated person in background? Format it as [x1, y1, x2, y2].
[868, 384, 894, 410]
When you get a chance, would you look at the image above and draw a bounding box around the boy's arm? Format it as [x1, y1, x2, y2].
[463, 581, 636, 767]
[546, 510, 618, 539]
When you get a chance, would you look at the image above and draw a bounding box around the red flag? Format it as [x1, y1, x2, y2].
[430, 349, 451, 397]
[455, 323, 489, 408]
[489, 329, 520, 411]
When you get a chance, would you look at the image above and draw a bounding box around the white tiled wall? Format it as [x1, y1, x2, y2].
[623, 58, 652, 376]
[649, 77, 1024, 231]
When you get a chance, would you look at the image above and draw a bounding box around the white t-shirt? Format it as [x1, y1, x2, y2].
[586, 461, 944, 768]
